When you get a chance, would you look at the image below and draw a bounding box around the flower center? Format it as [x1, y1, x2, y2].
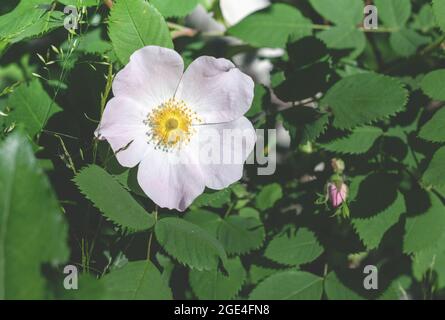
[144, 98, 201, 151]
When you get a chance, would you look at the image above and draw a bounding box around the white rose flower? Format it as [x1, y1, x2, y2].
[95, 46, 256, 211]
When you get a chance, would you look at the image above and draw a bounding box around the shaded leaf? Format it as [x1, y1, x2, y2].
[352, 192, 405, 250]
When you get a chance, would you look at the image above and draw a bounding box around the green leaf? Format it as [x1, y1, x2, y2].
[218, 216, 265, 255]
[255, 183, 283, 210]
[419, 107, 445, 142]
[404, 193, 445, 254]
[349, 173, 399, 219]
[420, 69, 445, 101]
[423, 146, 445, 188]
[302, 116, 329, 144]
[374, 0, 411, 28]
[324, 272, 364, 300]
[281, 107, 330, 145]
[100, 261, 172, 299]
[309, 0, 362, 25]
[249, 271, 323, 300]
[389, 29, 429, 57]
[317, 26, 366, 57]
[412, 232, 445, 286]
[189, 257, 246, 300]
[321, 126, 383, 155]
[264, 228, 323, 266]
[150, 0, 199, 17]
[413, 238, 445, 289]
[0, 131, 68, 299]
[184, 209, 221, 235]
[0, 1, 64, 48]
[108, 0, 173, 64]
[433, 0, 445, 32]
[7, 80, 62, 137]
[227, 4, 312, 48]
[239, 207, 260, 220]
[59, 0, 100, 6]
[352, 192, 405, 250]
[412, 4, 436, 32]
[63, 29, 112, 56]
[74, 165, 155, 232]
[378, 276, 412, 300]
[249, 265, 281, 285]
[185, 210, 265, 255]
[321, 73, 408, 129]
[155, 217, 227, 271]
[192, 188, 231, 208]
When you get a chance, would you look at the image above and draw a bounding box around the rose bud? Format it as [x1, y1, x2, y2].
[328, 182, 348, 208]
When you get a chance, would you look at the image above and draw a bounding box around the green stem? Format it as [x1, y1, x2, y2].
[146, 206, 158, 260]
[224, 202, 235, 218]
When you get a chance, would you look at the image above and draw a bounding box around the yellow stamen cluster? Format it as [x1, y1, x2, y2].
[144, 98, 201, 151]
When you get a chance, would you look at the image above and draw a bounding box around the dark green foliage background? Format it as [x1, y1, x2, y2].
[1, 0, 445, 300]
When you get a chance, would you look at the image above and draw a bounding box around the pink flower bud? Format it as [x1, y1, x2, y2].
[328, 182, 348, 208]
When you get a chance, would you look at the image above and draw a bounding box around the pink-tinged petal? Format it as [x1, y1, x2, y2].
[176, 56, 254, 124]
[95, 96, 148, 168]
[112, 46, 184, 109]
[137, 147, 205, 211]
[220, 0, 270, 26]
[328, 183, 348, 208]
[195, 117, 256, 189]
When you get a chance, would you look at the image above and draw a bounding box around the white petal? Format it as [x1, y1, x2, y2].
[137, 147, 205, 211]
[220, 0, 270, 26]
[112, 46, 184, 110]
[258, 48, 285, 58]
[95, 97, 149, 168]
[232, 52, 273, 86]
[176, 56, 254, 124]
[185, 5, 226, 33]
[195, 117, 256, 189]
